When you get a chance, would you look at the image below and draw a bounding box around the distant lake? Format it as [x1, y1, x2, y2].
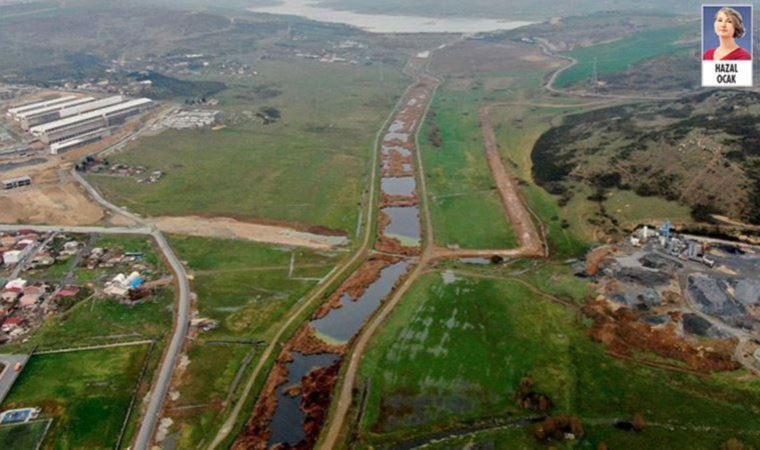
[249, 0, 532, 33]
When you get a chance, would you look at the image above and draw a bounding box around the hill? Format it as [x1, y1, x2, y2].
[532, 90, 760, 225]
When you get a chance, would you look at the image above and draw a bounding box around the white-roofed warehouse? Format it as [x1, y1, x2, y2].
[30, 98, 152, 145]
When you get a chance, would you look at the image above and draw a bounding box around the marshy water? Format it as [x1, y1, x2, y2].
[269, 352, 341, 446]
[310, 260, 411, 342]
[382, 206, 421, 242]
[381, 176, 416, 196]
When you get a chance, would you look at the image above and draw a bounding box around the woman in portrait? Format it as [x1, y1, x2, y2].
[703, 7, 751, 60]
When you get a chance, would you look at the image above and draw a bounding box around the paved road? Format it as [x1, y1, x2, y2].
[0, 224, 151, 235]
[134, 229, 191, 450]
[0, 353, 30, 405]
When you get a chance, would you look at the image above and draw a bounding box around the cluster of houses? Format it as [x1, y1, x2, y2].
[76, 157, 163, 184]
[0, 278, 80, 342]
[85, 246, 155, 302]
[0, 231, 158, 342]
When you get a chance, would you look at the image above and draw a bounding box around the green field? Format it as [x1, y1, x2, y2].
[0, 420, 50, 449]
[355, 271, 760, 448]
[91, 58, 408, 235]
[164, 235, 341, 445]
[420, 88, 517, 249]
[603, 188, 693, 228]
[2, 346, 149, 449]
[555, 24, 693, 88]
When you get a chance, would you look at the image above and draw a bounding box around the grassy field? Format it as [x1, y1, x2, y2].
[420, 85, 516, 249]
[91, 58, 408, 236]
[0, 420, 50, 449]
[603, 188, 693, 228]
[4, 289, 174, 353]
[555, 23, 694, 88]
[164, 235, 340, 446]
[355, 271, 760, 448]
[2, 345, 149, 450]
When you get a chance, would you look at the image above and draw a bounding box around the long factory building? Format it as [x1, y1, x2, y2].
[6, 96, 78, 119]
[30, 98, 153, 145]
[17, 95, 126, 130]
[6, 94, 153, 154]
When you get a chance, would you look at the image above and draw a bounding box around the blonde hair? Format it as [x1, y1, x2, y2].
[716, 7, 746, 39]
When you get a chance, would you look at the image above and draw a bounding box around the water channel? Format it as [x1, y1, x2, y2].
[310, 260, 411, 342]
[269, 352, 341, 446]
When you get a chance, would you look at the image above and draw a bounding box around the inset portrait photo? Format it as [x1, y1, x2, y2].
[702, 5, 753, 86]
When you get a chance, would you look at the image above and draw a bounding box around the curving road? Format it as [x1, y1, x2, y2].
[68, 171, 191, 450]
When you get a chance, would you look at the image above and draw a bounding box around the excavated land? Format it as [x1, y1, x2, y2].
[152, 215, 347, 250]
[479, 105, 544, 257]
[0, 180, 104, 225]
[585, 235, 760, 374]
[584, 300, 740, 372]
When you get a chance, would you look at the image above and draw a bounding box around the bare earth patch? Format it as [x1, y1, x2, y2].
[0, 182, 104, 225]
[151, 215, 348, 250]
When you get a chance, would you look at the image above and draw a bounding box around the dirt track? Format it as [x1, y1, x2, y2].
[151, 216, 347, 250]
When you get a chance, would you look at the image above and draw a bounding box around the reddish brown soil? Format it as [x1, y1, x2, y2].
[289, 325, 345, 355]
[584, 300, 740, 372]
[233, 323, 345, 449]
[300, 360, 342, 448]
[380, 193, 419, 208]
[381, 149, 415, 177]
[585, 246, 616, 276]
[375, 236, 422, 256]
[312, 256, 398, 320]
[375, 211, 421, 256]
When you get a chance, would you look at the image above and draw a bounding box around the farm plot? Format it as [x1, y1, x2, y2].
[1, 345, 148, 449]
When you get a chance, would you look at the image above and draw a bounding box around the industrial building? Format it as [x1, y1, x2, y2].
[16, 96, 96, 130]
[17, 95, 126, 130]
[29, 97, 153, 146]
[6, 95, 77, 119]
[6, 93, 153, 154]
[1, 176, 31, 190]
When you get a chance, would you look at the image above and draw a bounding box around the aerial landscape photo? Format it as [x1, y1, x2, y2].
[0, 0, 760, 449]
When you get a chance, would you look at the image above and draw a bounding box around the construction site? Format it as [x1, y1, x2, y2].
[586, 222, 760, 374]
